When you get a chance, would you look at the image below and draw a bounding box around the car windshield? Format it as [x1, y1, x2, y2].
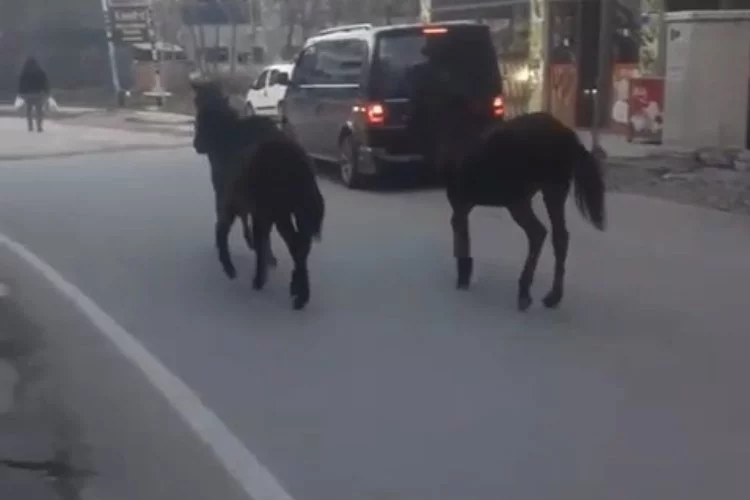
[369, 26, 501, 100]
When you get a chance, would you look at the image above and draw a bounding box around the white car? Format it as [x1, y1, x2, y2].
[245, 63, 293, 119]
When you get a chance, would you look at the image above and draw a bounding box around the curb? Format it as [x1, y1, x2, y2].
[124, 116, 194, 126]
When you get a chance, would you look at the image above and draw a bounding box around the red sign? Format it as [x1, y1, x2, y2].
[610, 63, 640, 135]
[626, 77, 665, 144]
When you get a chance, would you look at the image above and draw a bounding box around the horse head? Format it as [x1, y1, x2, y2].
[191, 78, 235, 155]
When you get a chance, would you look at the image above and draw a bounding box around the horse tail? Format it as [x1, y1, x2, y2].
[306, 181, 325, 241]
[572, 140, 606, 231]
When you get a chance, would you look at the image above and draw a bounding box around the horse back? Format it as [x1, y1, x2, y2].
[455, 112, 581, 206]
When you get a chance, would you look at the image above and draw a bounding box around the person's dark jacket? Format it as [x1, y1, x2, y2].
[18, 58, 50, 95]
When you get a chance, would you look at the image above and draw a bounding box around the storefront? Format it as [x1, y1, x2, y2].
[431, 0, 543, 118]
[547, 0, 641, 129]
[431, 0, 644, 129]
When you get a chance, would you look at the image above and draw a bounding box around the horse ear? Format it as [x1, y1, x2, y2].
[190, 76, 208, 91]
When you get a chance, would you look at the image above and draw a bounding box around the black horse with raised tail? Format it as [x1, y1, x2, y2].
[447, 112, 606, 311]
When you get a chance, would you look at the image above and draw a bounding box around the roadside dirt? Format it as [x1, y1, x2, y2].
[605, 154, 750, 216]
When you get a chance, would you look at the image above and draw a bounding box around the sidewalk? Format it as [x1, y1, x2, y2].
[125, 110, 193, 125]
[61, 109, 194, 137]
[0, 116, 190, 161]
[0, 104, 96, 119]
[0, 281, 94, 499]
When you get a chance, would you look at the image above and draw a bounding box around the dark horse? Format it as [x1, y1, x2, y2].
[192, 80, 326, 309]
[448, 112, 606, 311]
[192, 80, 279, 267]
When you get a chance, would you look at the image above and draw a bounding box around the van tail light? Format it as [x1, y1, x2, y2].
[364, 102, 385, 125]
[493, 95, 505, 117]
[423, 27, 448, 35]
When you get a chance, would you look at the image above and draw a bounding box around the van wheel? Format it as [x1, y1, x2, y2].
[339, 135, 365, 189]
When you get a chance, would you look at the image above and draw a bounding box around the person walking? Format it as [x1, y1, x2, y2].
[17, 57, 50, 133]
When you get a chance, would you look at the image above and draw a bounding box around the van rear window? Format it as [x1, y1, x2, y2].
[370, 26, 501, 100]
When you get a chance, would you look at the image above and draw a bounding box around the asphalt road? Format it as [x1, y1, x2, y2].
[1, 148, 750, 500]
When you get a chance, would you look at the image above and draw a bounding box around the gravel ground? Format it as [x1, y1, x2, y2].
[606, 154, 750, 216]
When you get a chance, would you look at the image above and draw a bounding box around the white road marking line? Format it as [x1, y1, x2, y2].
[0, 282, 9, 297]
[0, 232, 295, 500]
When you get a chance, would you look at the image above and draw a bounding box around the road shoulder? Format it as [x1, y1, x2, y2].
[0, 240, 254, 500]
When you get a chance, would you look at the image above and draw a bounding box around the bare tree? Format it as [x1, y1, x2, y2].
[215, 0, 242, 75]
[278, 0, 324, 57]
[177, 0, 209, 75]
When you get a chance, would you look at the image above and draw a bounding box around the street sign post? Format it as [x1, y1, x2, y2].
[108, 5, 151, 44]
[99, 0, 122, 99]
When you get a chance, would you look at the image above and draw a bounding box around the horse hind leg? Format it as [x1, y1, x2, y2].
[251, 215, 273, 291]
[215, 213, 237, 279]
[240, 213, 278, 267]
[291, 235, 313, 310]
[264, 236, 279, 268]
[507, 199, 547, 311]
[276, 215, 312, 310]
[542, 186, 570, 309]
[451, 203, 474, 289]
[239, 213, 255, 250]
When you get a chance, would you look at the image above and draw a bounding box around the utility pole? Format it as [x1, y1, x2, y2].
[591, 0, 613, 159]
[146, 0, 168, 107]
[99, 0, 123, 105]
[655, 0, 667, 77]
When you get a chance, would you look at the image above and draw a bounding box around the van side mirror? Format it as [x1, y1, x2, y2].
[276, 72, 290, 86]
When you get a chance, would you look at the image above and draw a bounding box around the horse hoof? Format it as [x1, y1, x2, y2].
[517, 296, 533, 312]
[223, 267, 237, 280]
[252, 277, 266, 290]
[456, 258, 473, 289]
[542, 291, 563, 309]
[292, 297, 307, 310]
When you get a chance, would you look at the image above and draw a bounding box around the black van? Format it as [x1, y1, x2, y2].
[277, 21, 504, 188]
